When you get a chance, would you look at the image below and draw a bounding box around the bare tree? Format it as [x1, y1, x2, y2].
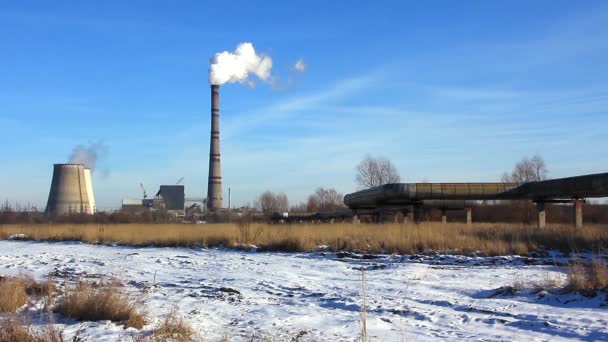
[257, 191, 289, 213]
[356, 155, 400, 189]
[501, 154, 549, 223]
[307, 187, 344, 211]
[290, 202, 307, 212]
[502, 154, 548, 183]
[530, 154, 548, 181]
[275, 193, 289, 212]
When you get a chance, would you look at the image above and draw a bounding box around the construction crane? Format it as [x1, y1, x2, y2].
[140, 182, 148, 199]
[176, 177, 184, 185]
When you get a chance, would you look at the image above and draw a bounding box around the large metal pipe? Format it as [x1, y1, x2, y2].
[344, 183, 521, 209]
[46, 164, 94, 215]
[502, 172, 608, 200]
[344, 172, 608, 210]
[207, 84, 223, 210]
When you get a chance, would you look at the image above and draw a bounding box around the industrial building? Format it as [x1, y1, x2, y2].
[121, 185, 185, 217]
[46, 163, 96, 216]
[155, 185, 185, 216]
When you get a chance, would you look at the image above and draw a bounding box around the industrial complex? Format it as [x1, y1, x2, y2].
[42, 82, 608, 228]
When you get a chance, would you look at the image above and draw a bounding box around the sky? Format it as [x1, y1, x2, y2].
[1, 1, 607, 210]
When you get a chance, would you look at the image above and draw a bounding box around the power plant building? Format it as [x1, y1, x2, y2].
[46, 164, 96, 215]
[155, 185, 185, 216]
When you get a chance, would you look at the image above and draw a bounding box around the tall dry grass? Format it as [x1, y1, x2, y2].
[567, 259, 608, 293]
[0, 276, 28, 313]
[54, 280, 146, 329]
[0, 315, 63, 342]
[153, 308, 196, 341]
[1, 222, 606, 255]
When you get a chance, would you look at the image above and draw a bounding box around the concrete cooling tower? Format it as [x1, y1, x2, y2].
[46, 164, 96, 215]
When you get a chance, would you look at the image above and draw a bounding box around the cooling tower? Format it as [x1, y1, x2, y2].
[207, 84, 223, 210]
[83, 168, 96, 214]
[46, 164, 95, 215]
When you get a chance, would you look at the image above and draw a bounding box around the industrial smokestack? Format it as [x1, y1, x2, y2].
[46, 164, 96, 215]
[207, 85, 223, 210]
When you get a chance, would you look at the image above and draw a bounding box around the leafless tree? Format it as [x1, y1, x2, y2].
[356, 155, 401, 189]
[275, 193, 289, 212]
[307, 187, 344, 211]
[290, 202, 307, 212]
[502, 154, 548, 183]
[501, 154, 549, 223]
[256, 191, 289, 213]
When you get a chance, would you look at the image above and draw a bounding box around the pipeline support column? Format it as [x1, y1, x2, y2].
[465, 208, 472, 225]
[352, 213, 360, 224]
[441, 210, 447, 224]
[413, 204, 423, 224]
[536, 202, 546, 229]
[573, 200, 584, 229]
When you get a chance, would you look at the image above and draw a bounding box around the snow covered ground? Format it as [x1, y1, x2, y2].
[0, 240, 606, 341]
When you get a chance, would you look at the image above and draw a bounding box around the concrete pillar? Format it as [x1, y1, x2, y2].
[413, 205, 423, 224]
[573, 200, 584, 229]
[352, 214, 360, 224]
[441, 210, 447, 224]
[329, 218, 335, 224]
[465, 208, 472, 225]
[402, 210, 410, 224]
[377, 211, 385, 223]
[537, 202, 546, 229]
[394, 212, 402, 224]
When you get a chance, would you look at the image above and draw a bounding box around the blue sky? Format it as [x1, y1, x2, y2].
[1, 1, 607, 210]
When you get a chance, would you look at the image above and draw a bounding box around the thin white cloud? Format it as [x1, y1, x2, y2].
[292, 58, 307, 73]
[428, 86, 520, 102]
[222, 70, 385, 138]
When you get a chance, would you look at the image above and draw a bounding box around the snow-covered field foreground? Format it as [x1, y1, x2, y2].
[0, 240, 606, 341]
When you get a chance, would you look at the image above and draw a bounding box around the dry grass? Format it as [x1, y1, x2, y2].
[54, 280, 146, 329]
[153, 309, 196, 341]
[0, 315, 63, 342]
[0, 275, 28, 313]
[567, 259, 608, 293]
[1, 222, 606, 255]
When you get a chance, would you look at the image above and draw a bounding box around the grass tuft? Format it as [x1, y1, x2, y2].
[153, 309, 196, 341]
[567, 259, 608, 294]
[54, 280, 146, 329]
[0, 314, 63, 342]
[0, 276, 28, 313]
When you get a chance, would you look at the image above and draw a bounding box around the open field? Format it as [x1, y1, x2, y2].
[0, 240, 606, 341]
[1, 222, 607, 255]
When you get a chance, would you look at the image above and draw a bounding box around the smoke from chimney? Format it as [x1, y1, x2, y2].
[208, 42, 273, 86]
[68, 141, 107, 173]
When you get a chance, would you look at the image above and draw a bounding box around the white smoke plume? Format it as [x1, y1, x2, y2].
[68, 141, 108, 173]
[292, 58, 307, 73]
[209, 42, 273, 86]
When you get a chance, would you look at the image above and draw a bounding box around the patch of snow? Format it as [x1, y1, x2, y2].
[8, 233, 29, 240]
[0, 241, 606, 341]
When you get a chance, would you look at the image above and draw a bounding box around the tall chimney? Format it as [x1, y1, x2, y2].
[207, 84, 223, 210]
